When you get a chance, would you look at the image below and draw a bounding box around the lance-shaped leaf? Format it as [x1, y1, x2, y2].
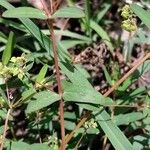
[113, 111, 146, 126]
[90, 20, 113, 51]
[52, 6, 85, 18]
[63, 80, 113, 105]
[95, 109, 135, 150]
[61, 63, 113, 105]
[11, 141, 30, 150]
[36, 64, 48, 84]
[2, 31, 15, 65]
[130, 4, 150, 29]
[26, 91, 60, 114]
[2, 7, 47, 20]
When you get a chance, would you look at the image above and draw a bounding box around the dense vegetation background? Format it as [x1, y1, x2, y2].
[0, 0, 150, 149]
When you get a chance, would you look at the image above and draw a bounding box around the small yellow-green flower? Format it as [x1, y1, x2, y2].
[18, 69, 25, 80]
[121, 5, 133, 19]
[10, 54, 27, 65]
[84, 118, 98, 129]
[10, 67, 19, 76]
[10, 57, 17, 63]
[121, 5, 137, 32]
[121, 19, 137, 32]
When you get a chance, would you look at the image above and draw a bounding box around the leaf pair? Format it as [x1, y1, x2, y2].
[2, 6, 85, 20]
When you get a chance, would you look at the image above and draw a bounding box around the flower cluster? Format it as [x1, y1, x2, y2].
[84, 118, 98, 129]
[48, 133, 59, 150]
[121, 5, 137, 32]
[0, 54, 27, 80]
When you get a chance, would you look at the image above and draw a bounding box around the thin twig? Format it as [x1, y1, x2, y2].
[64, 52, 150, 146]
[103, 104, 148, 108]
[49, 0, 53, 14]
[65, 111, 91, 145]
[75, 131, 85, 150]
[104, 52, 150, 96]
[0, 108, 11, 150]
[5, 79, 10, 105]
[102, 135, 108, 150]
[40, 0, 51, 18]
[0, 80, 12, 150]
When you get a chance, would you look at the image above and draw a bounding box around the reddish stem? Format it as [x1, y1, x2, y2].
[40, 0, 65, 149]
[48, 19, 65, 150]
[0, 109, 11, 150]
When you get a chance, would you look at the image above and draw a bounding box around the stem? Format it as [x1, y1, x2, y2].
[5, 79, 10, 105]
[102, 136, 108, 150]
[0, 80, 12, 150]
[75, 131, 85, 150]
[104, 52, 150, 96]
[65, 111, 91, 145]
[48, 20, 65, 150]
[40, 1, 65, 149]
[0, 109, 11, 150]
[64, 52, 150, 146]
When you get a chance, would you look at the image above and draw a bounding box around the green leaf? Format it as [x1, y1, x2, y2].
[19, 18, 54, 57]
[78, 103, 99, 111]
[102, 65, 112, 86]
[118, 60, 150, 91]
[132, 135, 149, 150]
[118, 72, 138, 91]
[2, 7, 47, 20]
[60, 62, 92, 88]
[26, 91, 60, 114]
[0, 18, 27, 32]
[63, 80, 113, 105]
[36, 64, 48, 83]
[84, 0, 91, 37]
[95, 109, 135, 150]
[113, 112, 146, 126]
[21, 87, 36, 102]
[11, 141, 30, 150]
[52, 6, 85, 18]
[0, 0, 13, 9]
[0, 109, 13, 120]
[86, 128, 99, 134]
[64, 120, 75, 130]
[61, 63, 113, 105]
[90, 20, 113, 51]
[11, 142, 51, 150]
[30, 144, 51, 150]
[138, 60, 150, 75]
[2, 31, 15, 65]
[130, 4, 150, 29]
[0, 87, 7, 102]
[97, 3, 111, 22]
[129, 86, 145, 98]
[64, 112, 76, 120]
[63, 80, 103, 104]
[54, 30, 91, 42]
[74, 64, 91, 79]
[61, 40, 88, 49]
